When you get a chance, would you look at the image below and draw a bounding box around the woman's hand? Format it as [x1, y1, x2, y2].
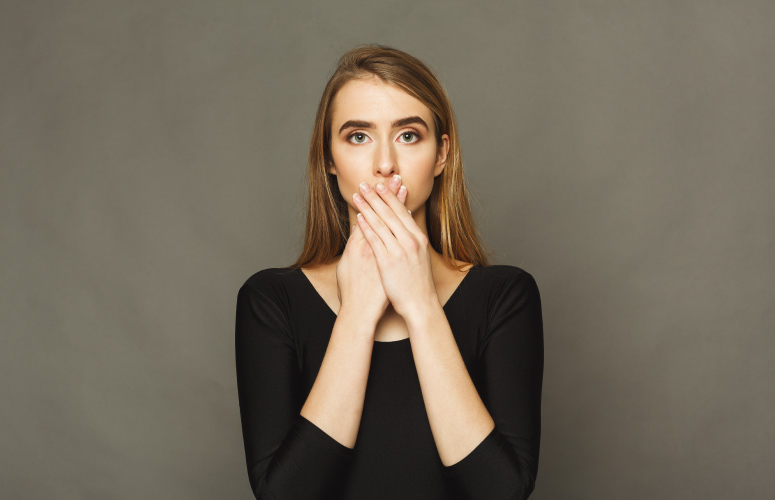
[352, 177, 436, 320]
[336, 176, 409, 326]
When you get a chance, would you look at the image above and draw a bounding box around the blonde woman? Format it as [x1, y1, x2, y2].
[235, 44, 544, 499]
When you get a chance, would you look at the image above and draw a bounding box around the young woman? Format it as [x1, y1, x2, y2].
[235, 45, 544, 500]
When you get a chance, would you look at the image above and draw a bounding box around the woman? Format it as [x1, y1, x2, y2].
[235, 44, 544, 500]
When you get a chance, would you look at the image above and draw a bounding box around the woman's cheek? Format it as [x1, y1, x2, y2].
[338, 148, 371, 169]
[400, 146, 437, 169]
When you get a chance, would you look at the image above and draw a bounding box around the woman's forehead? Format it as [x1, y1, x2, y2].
[331, 78, 432, 127]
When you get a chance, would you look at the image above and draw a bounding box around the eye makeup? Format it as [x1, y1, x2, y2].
[345, 130, 422, 144]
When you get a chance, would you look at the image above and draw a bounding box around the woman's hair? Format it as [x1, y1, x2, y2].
[287, 44, 493, 270]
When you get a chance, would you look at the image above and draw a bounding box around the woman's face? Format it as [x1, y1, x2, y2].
[328, 77, 449, 221]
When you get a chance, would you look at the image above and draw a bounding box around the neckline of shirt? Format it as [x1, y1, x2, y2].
[295, 264, 479, 344]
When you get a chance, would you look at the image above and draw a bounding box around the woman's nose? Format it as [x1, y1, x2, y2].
[374, 139, 397, 174]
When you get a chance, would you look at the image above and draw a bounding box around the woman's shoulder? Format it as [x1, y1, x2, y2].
[478, 263, 534, 279]
[476, 263, 540, 299]
[240, 266, 300, 296]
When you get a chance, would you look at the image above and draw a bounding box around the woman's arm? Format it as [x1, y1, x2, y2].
[235, 272, 376, 499]
[404, 266, 544, 500]
[444, 267, 544, 500]
[299, 307, 376, 448]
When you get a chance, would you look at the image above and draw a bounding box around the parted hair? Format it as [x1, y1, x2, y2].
[287, 44, 493, 270]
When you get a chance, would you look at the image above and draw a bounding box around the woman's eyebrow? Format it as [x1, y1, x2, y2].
[337, 116, 429, 134]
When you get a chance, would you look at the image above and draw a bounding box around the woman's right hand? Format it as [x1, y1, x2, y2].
[336, 177, 409, 326]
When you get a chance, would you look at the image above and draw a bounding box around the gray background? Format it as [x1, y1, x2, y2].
[2, 1, 773, 498]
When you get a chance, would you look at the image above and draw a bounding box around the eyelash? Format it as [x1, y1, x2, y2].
[346, 131, 421, 144]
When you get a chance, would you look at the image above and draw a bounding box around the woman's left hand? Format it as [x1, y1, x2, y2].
[353, 178, 437, 319]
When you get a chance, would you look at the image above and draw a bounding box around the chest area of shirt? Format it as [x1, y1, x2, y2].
[294, 309, 485, 403]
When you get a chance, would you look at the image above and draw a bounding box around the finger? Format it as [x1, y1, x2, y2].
[356, 211, 387, 258]
[354, 183, 412, 252]
[387, 175, 409, 211]
[349, 221, 364, 242]
[387, 174, 402, 197]
[398, 184, 408, 206]
[373, 181, 415, 231]
[390, 176, 409, 209]
[353, 188, 403, 255]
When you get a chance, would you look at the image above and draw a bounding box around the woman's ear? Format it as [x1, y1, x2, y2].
[434, 134, 450, 176]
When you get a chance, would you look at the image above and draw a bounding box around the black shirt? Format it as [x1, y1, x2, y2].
[235, 264, 544, 499]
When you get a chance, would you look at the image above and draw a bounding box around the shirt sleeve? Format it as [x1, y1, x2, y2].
[443, 267, 544, 500]
[235, 274, 355, 499]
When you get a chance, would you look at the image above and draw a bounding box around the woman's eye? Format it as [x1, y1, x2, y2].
[348, 132, 419, 144]
[349, 133, 368, 144]
[399, 132, 419, 143]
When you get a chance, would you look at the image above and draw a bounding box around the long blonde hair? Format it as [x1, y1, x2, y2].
[287, 44, 493, 270]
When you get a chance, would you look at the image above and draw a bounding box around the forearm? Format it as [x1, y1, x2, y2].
[300, 308, 377, 449]
[404, 303, 495, 466]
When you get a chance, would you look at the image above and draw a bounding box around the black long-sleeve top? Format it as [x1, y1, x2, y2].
[235, 264, 544, 499]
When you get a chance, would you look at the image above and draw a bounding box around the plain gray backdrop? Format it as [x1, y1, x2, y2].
[2, 1, 773, 499]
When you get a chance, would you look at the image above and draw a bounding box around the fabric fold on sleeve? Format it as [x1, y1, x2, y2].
[293, 413, 356, 460]
[443, 425, 534, 500]
[250, 414, 355, 499]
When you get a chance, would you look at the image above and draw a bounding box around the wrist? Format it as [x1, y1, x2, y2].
[400, 297, 445, 331]
[337, 304, 381, 332]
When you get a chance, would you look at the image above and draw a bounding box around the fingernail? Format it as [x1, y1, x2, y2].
[376, 182, 387, 192]
[390, 174, 401, 187]
[399, 185, 407, 196]
[359, 182, 371, 193]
